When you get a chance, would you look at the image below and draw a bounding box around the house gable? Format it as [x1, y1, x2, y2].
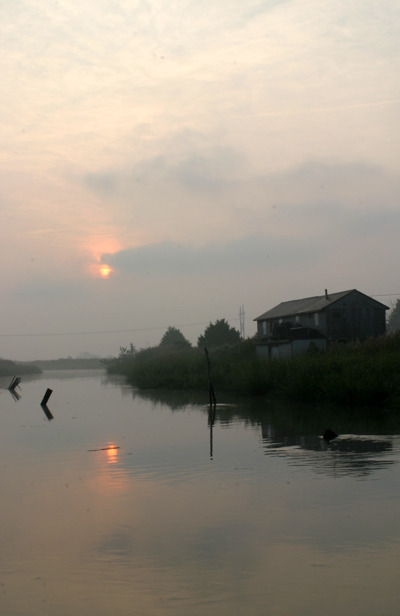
[254, 289, 389, 345]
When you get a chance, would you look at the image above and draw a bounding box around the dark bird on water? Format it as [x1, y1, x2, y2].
[323, 428, 338, 442]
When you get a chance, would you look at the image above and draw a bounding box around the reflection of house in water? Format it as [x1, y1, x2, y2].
[261, 424, 394, 478]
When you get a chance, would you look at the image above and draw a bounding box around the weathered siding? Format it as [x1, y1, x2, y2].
[256, 338, 326, 360]
[257, 311, 327, 339]
[325, 290, 386, 340]
[292, 339, 326, 355]
[255, 289, 388, 353]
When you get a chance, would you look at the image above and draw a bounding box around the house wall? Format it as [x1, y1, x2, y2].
[325, 291, 386, 340]
[270, 343, 291, 359]
[257, 311, 327, 338]
[292, 339, 326, 355]
[256, 339, 326, 360]
[256, 290, 386, 343]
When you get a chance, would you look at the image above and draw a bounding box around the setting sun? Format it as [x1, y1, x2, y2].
[88, 263, 114, 278]
[99, 265, 112, 278]
[85, 236, 120, 279]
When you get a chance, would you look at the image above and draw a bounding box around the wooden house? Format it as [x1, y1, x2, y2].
[254, 289, 388, 359]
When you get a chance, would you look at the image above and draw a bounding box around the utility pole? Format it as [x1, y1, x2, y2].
[239, 305, 245, 339]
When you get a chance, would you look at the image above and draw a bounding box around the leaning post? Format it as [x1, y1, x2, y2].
[204, 347, 216, 410]
[41, 388, 53, 406]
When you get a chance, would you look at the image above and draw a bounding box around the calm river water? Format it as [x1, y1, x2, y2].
[0, 369, 399, 615]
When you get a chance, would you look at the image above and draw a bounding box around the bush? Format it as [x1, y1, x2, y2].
[159, 327, 191, 349]
[197, 319, 241, 348]
[106, 333, 400, 408]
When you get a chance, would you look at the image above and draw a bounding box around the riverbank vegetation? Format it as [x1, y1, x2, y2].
[106, 330, 400, 409]
[0, 359, 41, 377]
[32, 357, 104, 370]
[0, 356, 105, 378]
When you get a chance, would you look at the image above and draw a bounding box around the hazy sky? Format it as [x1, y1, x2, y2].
[1, 0, 399, 359]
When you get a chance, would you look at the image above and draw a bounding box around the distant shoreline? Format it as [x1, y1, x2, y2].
[26, 357, 106, 370]
[0, 357, 107, 377]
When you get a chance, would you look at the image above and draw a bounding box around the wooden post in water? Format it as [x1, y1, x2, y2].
[41, 388, 53, 406]
[205, 348, 216, 460]
[40, 388, 54, 420]
[204, 348, 216, 409]
[41, 403, 54, 421]
[208, 406, 215, 460]
[8, 376, 21, 391]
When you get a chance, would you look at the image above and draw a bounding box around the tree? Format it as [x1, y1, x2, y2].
[118, 343, 136, 359]
[387, 299, 400, 333]
[197, 319, 241, 348]
[159, 326, 192, 349]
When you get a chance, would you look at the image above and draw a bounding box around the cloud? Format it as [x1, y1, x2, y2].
[171, 149, 240, 193]
[84, 151, 399, 203]
[101, 236, 317, 276]
[1, 0, 400, 361]
[346, 208, 400, 236]
[84, 156, 400, 239]
[83, 142, 242, 199]
[101, 184, 400, 279]
[85, 172, 118, 195]
[11, 277, 99, 307]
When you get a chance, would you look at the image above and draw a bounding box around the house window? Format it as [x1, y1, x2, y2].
[295, 315, 300, 325]
[314, 312, 319, 326]
[262, 321, 267, 335]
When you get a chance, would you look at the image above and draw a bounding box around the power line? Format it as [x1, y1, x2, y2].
[5, 290, 397, 340]
[0, 323, 205, 338]
[0, 317, 244, 339]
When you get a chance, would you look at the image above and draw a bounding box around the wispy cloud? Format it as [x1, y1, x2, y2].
[1, 0, 400, 358]
[101, 235, 318, 276]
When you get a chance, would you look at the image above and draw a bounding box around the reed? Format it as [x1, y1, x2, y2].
[106, 333, 400, 409]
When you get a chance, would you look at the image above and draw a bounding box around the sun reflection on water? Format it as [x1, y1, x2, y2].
[88, 442, 132, 495]
[106, 444, 119, 464]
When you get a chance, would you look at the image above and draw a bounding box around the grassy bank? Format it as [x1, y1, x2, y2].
[106, 333, 400, 409]
[0, 359, 41, 378]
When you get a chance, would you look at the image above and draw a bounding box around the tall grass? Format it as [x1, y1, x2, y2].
[106, 333, 400, 409]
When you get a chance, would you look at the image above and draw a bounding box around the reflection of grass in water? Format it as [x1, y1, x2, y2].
[107, 334, 400, 411]
[256, 398, 400, 436]
[131, 387, 210, 410]
[124, 386, 400, 437]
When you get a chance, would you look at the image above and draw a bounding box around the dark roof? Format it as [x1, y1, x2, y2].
[254, 289, 389, 321]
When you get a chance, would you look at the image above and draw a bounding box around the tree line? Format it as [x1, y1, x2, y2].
[117, 318, 242, 360]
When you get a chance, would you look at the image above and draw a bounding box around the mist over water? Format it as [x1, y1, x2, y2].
[0, 370, 399, 615]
